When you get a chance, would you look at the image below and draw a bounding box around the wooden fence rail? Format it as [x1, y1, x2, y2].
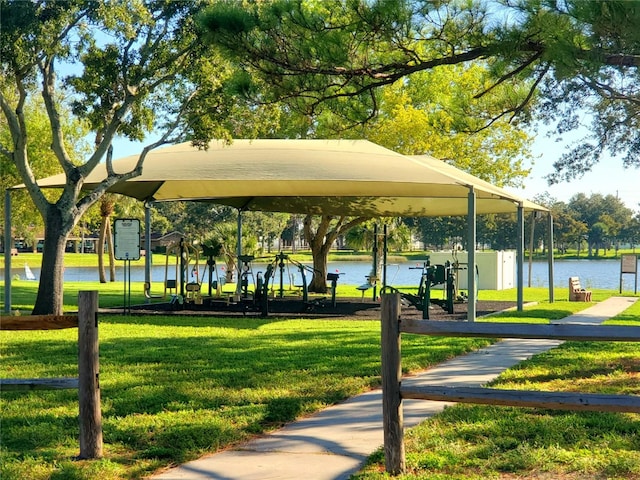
[1, 377, 79, 391]
[401, 319, 640, 341]
[400, 385, 640, 413]
[1, 314, 79, 330]
[381, 293, 640, 475]
[0, 291, 103, 459]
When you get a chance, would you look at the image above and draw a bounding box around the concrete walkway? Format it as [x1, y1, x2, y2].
[151, 297, 637, 480]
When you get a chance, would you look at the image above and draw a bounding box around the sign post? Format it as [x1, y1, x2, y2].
[114, 219, 141, 314]
[620, 254, 638, 294]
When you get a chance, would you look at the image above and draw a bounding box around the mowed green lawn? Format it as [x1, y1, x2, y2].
[1, 281, 638, 479]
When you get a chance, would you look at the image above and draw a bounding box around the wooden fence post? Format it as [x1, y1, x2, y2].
[77, 290, 103, 459]
[381, 293, 405, 474]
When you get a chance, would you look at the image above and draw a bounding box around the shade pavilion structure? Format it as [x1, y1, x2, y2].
[5, 139, 551, 318]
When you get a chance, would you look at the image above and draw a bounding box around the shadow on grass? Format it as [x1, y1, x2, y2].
[492, 341, 640, 386]
[99, 313, 280, 329]
[1, 335, 361, 472]
[608, 312, 640, 325]
[1, 408, 78, 451]
[404, 405, 640, 474]
[490, 308, 577, 321]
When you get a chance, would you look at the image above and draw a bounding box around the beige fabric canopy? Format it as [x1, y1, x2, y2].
[409, 155, 545, 213]
[28, 139, 545, 216]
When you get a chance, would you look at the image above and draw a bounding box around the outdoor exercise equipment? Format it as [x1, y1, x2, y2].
[275, 252, 288, 298]
[163, 238, 200, 303]
[144, 281, 163, 300]
[381, 257, 457, 319]
[255, 262, 276, 316]
[355, 223, 391, 301]
[356, 274, 378, 301]
[185, 282, 202, 304]
[449, 249, 476, 302]
[201, 241, 223, 297]
[267, 252, 313, 301]
[255, 260, 302, 314]
[326, 272, 344, 308]
[238, 255, 255, 299]
[163, 243, 180, 298]
[228, 252, 316, 316]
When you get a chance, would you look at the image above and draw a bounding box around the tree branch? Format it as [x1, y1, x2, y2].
[3, 77, 49, 216]
[470, 63, 549, 133]
[473, 50, 544, 99]
[0, 92, 21, 159]
[584, 78, 640, 106]
[604, 53, 640, 68]
[39, 58, 75, 176]
[76, 86, 197, 216]
[251, 45, 492, 82]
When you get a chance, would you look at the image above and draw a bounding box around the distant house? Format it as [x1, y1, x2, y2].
[33, 235, 99, 254]
[149, 231, 185, 253]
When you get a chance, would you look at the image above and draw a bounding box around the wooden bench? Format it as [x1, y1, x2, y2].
[569, 276, 592, 302]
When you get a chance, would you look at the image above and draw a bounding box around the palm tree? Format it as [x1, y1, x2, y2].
[97, 195, 116, 283]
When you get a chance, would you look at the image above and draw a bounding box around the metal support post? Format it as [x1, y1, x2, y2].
[467, 187, 476, 322]
[4, 190, 11, 314]
[517, 203, 524, 311]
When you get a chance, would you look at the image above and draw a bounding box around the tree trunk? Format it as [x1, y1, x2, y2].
[309, 243, 331, 293]
[98, 196, 116, 282]
[98, 218, 107, 283]
[32, 210, 68, 315]
[106, 218, 116, 281]
[304, 215, 366, 293]
[305, 216, 332, 293]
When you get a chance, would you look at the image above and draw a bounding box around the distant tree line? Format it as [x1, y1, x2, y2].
[412, 193, 640, 257]
[139, 192, 640, 259]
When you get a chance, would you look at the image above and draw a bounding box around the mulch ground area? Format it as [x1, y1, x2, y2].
[106, 296, 517, 320]
[345, 299, 518, 321]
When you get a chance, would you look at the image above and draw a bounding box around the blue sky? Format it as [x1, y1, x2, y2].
[506, 132, 640, 211]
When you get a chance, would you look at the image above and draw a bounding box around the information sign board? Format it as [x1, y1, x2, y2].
[621, 254, 637, 274]
[114, 218, 141, 261]
[620, 254, 638, 294]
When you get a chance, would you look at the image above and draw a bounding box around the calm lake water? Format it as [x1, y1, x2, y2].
[6, 257, 637, 291]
